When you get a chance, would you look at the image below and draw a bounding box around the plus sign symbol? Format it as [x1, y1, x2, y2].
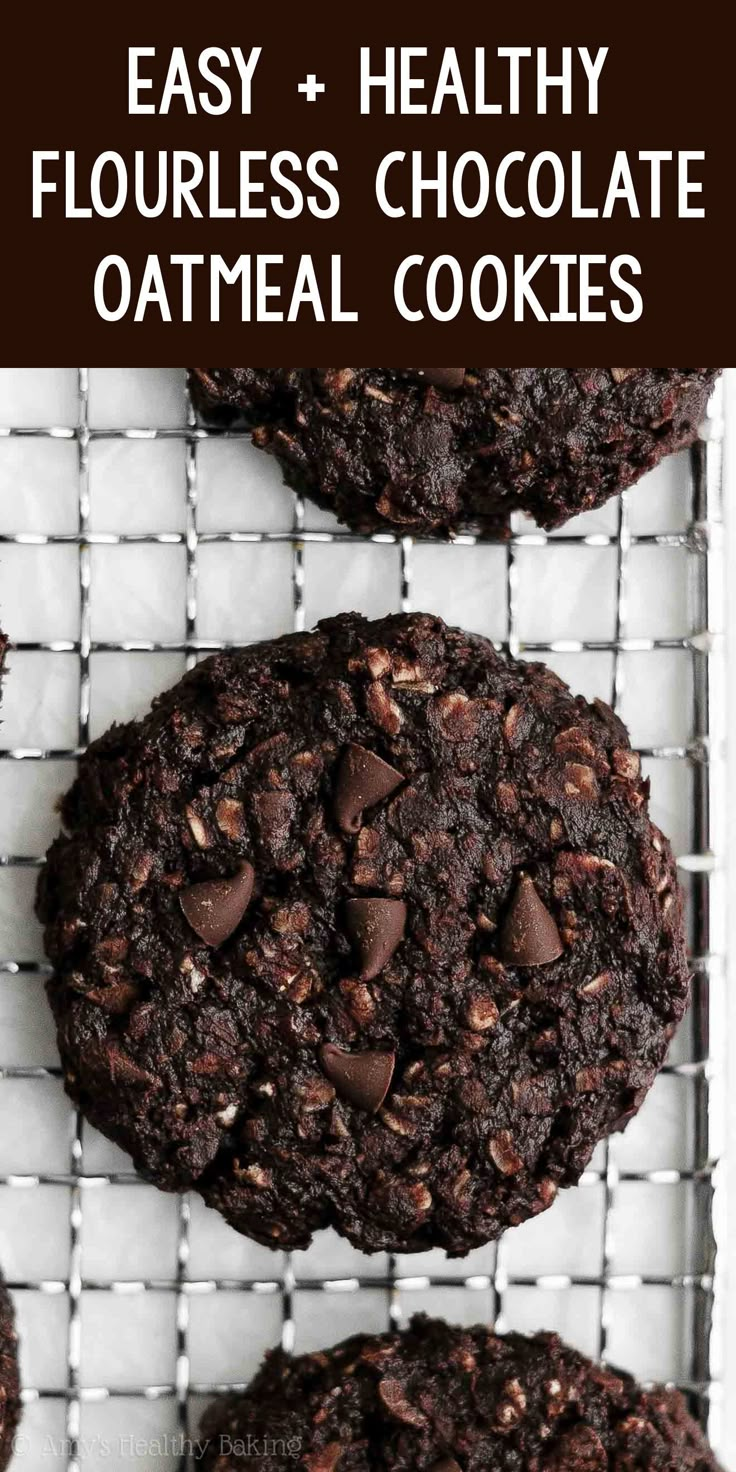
[298, 74, 326, 102]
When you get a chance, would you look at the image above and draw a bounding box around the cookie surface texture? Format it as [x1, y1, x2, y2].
[190, 367, 719, 535]
[198, 1314, 721, 1471]
[0, 1278, 21, 1472]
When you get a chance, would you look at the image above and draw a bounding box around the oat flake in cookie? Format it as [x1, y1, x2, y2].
[199, 1314, 721, 1471]
[38, 613, 690, 1255]
[190, 367, 720, 536]
[0, 1278, 21, 1471]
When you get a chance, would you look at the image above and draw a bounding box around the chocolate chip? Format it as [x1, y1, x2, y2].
[499, 875, 563, 968]
[398, 368, 466, 391]
[334, 743, 403, 833]
[319, 1043, 395, 1113]
[344, 897, 407, 980]
[180, 863, 255, 947]
[430, 1460, 463, 1472]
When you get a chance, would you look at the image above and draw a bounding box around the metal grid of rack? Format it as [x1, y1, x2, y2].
[0, 370, 726, 1469]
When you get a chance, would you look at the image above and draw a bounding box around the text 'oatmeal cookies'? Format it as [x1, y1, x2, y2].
[38, 613, 690, 1254]
[198, 1314, 722, 1471]
[190, 367, 720, 536]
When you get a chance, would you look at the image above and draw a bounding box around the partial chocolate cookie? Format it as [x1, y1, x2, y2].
[38, 613, 689, 1254]
[190, 368, 719, 535]
[199, 1314, 720, 1471]
[0, 1278, 20, 1471]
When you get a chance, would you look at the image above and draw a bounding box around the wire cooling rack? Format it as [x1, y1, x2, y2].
[0, 369, 727, 1469]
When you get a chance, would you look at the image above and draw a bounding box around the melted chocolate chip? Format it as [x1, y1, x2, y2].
[319, 1043, 395, 1113]
[344, 897, 407, 980]
[180, 863, 255, 947]
[430, 1461, 463, 1472]
[499, 875, 563, 968]
[334, 743, 403, 833]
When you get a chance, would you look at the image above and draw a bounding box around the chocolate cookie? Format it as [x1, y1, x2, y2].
[199, 1314, 720, 1471]
[0, 1279, 20, 1471]
[38, 613, 689, 1254]
[190, 368, 719, 535]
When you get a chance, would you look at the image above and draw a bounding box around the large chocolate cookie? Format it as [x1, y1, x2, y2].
[38, 613, 689, 1254]
[190, 368, 719, 535]
[0, 1279, 20, 1471]
[199, 1314, 720, 1471]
